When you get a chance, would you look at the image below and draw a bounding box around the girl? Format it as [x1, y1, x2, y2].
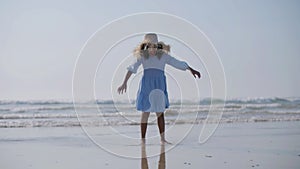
[117, 33, 201, 144]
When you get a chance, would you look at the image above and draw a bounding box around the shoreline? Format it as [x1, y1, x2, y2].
[0, 121, 299, 168]
[1, 118, 300, 128]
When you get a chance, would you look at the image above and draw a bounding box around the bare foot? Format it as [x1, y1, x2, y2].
[141, 138, 146, 145]
[161, 139, 172, 145]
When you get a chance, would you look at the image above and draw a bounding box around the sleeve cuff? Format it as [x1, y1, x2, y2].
[127, 66, 137, 74]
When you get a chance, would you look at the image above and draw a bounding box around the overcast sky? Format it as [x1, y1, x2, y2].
[0, 0, 300, 100]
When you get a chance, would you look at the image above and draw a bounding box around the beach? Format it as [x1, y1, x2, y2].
[1, 121, 299, 169]
[2, 1, 300, 168]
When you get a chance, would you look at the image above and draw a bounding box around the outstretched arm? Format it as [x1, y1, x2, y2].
[166, 55, 201, 78]
[117, 71, 132, 94]
[188, 66, 201, 78]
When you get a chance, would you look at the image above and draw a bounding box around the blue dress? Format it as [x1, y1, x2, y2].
[127, 53, 189, 112]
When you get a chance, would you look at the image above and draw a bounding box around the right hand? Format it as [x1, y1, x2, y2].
[117, 83, 127, 94]
[188, 67, 201, 79]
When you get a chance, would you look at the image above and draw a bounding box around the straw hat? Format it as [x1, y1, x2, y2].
[133, 33, 170, 59]
[143, 33, 159, 44]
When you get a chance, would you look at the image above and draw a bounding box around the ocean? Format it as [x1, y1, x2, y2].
[0, 97, 300, 128]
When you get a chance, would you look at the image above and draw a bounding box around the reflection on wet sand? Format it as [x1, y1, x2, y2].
[141, 144, 166, 169]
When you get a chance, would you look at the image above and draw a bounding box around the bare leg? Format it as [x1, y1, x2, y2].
[156, 112, 171, 144]
[141, 112, 150, 144]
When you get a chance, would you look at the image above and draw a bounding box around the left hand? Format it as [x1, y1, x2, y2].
[117, 83, 127, 94]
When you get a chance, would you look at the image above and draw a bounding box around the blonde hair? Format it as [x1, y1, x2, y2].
[133, 41, 170, 59]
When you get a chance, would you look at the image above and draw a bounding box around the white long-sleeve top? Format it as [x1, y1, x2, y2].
[127, 53, 189, 73]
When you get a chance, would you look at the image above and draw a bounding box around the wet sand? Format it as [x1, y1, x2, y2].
[0, 121, 299, 169]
